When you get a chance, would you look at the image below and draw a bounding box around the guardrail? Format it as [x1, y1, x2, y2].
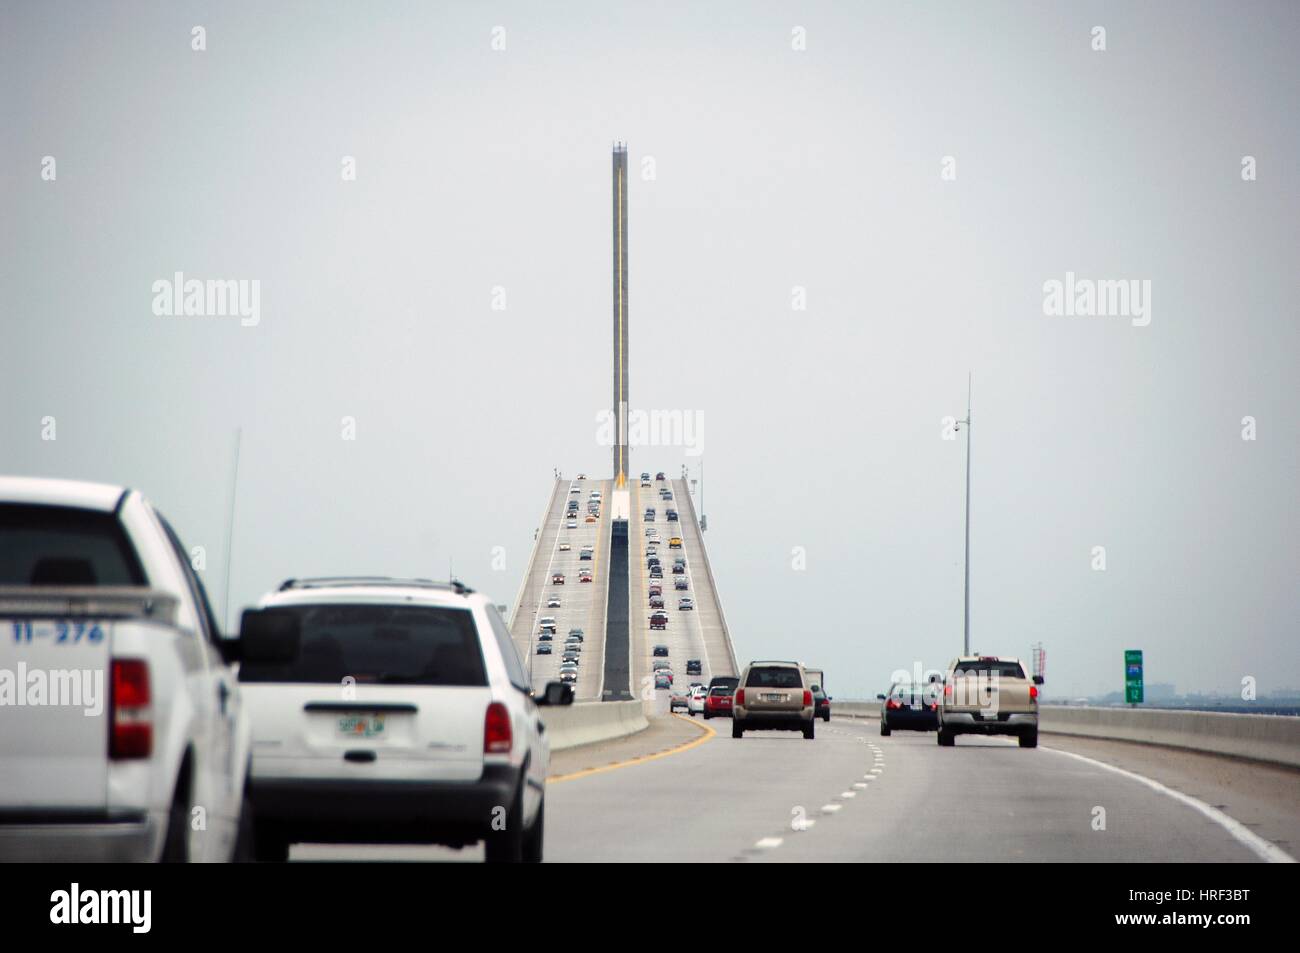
[676, 478, 739, 675]
[542, 700, 648, 751]
[509, 477, 562, 629]
[830, 700, 1300, 769]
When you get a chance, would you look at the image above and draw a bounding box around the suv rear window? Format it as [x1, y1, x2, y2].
[745, 666, 802, 689]
[952, 661, 1026, 679]
[709, 686, 732, 696]
[0, 504, 146, 586]
[240, 604, 487, 686]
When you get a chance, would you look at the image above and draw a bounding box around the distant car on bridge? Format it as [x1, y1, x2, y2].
[552, 573, 565, 584]
[703, 685, 734, 719]
[877, 681, 937, 735]
[732, 661, 815, 740]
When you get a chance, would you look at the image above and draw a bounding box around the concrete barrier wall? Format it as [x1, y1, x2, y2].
[1037, 706, 1300, 769]
[542, 700, 648, 751]
[830, 700, 1300, 769]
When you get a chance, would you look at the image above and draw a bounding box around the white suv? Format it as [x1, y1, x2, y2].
[237, 577, 572, 862]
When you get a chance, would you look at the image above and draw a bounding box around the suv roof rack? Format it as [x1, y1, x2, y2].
[277, 577, 474, 595]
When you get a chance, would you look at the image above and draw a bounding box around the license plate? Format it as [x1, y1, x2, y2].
[763, 693, 785, 702]
[337, 714, 386, 738]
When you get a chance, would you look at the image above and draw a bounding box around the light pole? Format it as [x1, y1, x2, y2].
[954, 374, 972, 656]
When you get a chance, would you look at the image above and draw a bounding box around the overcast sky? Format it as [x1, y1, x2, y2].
[3, 1, 1297, 699]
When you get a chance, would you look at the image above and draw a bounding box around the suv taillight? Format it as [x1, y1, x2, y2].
[110, 659, 152, 760]
[803, 690, 812, 707]
[484, 702, 512, 754]
[943, 682, 953, 698]
[734, 689, 745, 706]
[886, 698, 900, 710]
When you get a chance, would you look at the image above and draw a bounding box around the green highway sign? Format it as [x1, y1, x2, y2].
[1124, 649, 1144, 704]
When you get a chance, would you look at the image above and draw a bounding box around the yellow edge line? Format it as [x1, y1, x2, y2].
[548, 713, 714, 784]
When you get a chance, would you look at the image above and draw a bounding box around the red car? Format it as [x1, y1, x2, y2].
[552, 573, 565, 584]
[579, 570, 593, 583]
[649, 611, 668, 630]
[703, 686, 734, 719]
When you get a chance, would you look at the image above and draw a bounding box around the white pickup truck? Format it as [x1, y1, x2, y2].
[0, 476, 252, 861]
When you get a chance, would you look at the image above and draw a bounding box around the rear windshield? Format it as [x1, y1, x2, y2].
[0, 503, 146, 586]
[952, 661, 1026, 680]
[240, 604, 487, 686]
[745, 666, 802, 689]
[709, 686, 732, 696]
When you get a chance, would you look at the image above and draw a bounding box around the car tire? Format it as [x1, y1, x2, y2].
[232, 791, 255, 863]
[252, 822, 290, 863]
[731, 720, 743, 739]
[523, 794, 544, 863]
[803, 719, 815, 740]
[485, 778, 526, 863]
[160, 783, 191, 862]
[1019, 730, 1038, 748]
[880, 722, 891, 736]
[822, 712, 830, 722]
[703, 712, 711, 720]
[937, 728, 955, 747]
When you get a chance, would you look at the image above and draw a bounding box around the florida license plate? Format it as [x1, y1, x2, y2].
[337, 713, 386, 738]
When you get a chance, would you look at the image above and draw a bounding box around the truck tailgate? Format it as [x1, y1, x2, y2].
[0, 587, 176, 812]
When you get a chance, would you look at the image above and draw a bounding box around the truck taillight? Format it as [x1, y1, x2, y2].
[484, 702, 513, 754]
[734, 689, 745, 706]
[803, 690, 812, 707]
[943, 682, 953, 698]
[110, 659, 152, 760]
[1029, 685, 1038, 701]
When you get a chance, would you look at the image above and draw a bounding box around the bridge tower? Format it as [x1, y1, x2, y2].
[612, 142, 629, 489]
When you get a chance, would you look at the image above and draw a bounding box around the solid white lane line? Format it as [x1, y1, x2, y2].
[1044, 746, 1296, 864]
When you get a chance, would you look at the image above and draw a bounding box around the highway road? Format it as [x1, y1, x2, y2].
[627, 476, 732, 701]
[510, 476, 611, 701]
[544, 716, 1293, 863]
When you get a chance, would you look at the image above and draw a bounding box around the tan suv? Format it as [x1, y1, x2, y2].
[732, 661, 816, 740]
[936, 655, 1042, 748]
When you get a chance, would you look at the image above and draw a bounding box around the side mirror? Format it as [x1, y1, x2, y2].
[1033, 675, 1044, 686]
[929, 674, 940, 683]
[538, 681, 575, 707]
[239, 608, 300, 664]
[876, 693, 887, 701]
